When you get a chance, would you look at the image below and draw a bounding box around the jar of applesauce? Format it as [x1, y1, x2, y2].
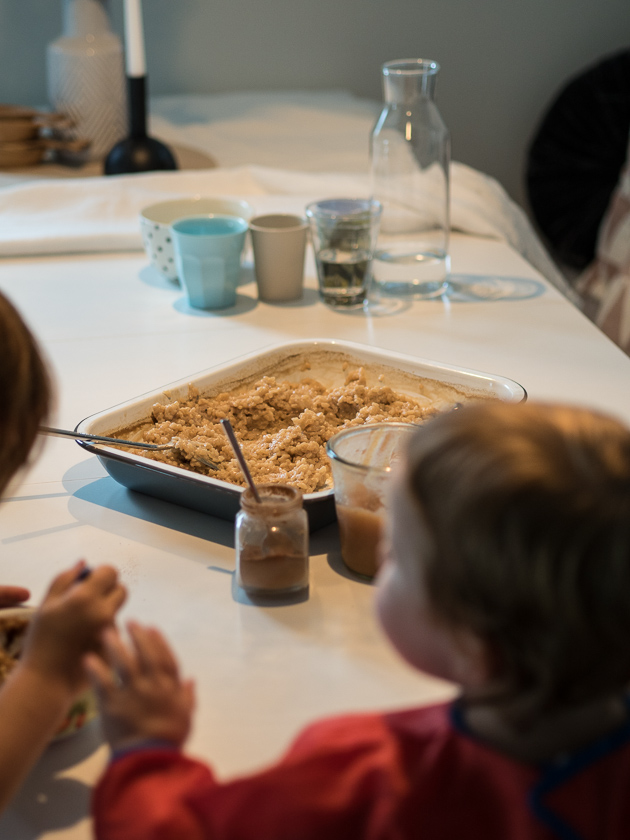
[235, 483, 309, 596]
[326, 423, 416, 579]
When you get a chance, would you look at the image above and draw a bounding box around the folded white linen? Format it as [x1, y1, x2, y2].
[0, 162, 575, 299]
[149, 90, 380, 174]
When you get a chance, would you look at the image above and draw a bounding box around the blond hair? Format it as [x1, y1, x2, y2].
[0, 292, 52, 496]
[406, 401, 630, 722]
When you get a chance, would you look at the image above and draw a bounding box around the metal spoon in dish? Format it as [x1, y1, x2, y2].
[220, 419, 261, 502]
[39, 426, 219, 470]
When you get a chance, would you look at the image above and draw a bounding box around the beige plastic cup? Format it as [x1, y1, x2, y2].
[249, 213, 307, 302]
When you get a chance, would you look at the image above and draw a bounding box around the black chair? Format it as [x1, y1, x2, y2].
[526, 49, 630, 273]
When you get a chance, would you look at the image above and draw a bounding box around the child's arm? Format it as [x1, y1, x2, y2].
[88, 623, 416, 840]
[0, 562, 126, 814]
[84, 621, 195, 753]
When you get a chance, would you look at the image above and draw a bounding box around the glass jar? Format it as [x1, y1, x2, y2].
[326, 423, 416, 579]
[235, 484, 309, 596]
[370, 58, 450, 299]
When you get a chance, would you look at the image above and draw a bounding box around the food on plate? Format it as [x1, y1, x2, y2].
[0, 614, 29, 683]
[0, 609, 98, 739]
[112, 364, 487, 494]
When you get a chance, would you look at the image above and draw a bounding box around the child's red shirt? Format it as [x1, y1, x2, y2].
[93, 701, 630, 839]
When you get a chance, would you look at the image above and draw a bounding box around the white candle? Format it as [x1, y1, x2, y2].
[124, 0, 146, 78]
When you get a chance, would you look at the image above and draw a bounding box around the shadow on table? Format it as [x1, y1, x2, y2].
[0, 720, 104, 840]
[327, 550, 375, 585]
[232, 578, 310, 606]
[258, 287, 321, 307]
[64, 464, 363, 589]
[139, 264, 179, 290]
[308, 522, 373, 586]
[233, 264, 322, 308]
[139, 264, 259, 291]
[139, 264, 320, 313]
[65, 470, 235, 549]
[173, 292, 259, 317]
[321, 274, 545, 315]
[343, 297, 413, 318]
[446, 274, 546, 301]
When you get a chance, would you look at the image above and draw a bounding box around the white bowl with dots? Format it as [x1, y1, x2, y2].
[140, 197, 254, 282]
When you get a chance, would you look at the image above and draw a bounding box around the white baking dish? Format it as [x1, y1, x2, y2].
[75, 339, 526, 530]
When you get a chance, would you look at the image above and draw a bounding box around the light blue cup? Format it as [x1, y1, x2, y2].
[170, 215, 249, 309]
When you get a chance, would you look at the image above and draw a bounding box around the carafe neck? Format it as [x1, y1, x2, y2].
[382, 59, 439, 105]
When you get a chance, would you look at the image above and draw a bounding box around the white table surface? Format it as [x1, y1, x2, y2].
[0, 95, 629, 836]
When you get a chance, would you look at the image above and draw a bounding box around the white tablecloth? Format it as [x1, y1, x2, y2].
[0, 91, 623, 840]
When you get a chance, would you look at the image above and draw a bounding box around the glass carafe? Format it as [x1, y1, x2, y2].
[370, 59, 450, 299]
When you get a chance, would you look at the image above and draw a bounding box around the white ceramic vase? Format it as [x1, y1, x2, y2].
[47, 0, 126, 160]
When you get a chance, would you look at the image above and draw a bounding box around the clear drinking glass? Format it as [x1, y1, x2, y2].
[370, 59, 450, 299]
[326, 423, 416, 579]
[305, 198, 382, 309]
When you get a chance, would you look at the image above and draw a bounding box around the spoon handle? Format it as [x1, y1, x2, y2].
[38, 426, 173, 451]
[220, 419, 261, 503]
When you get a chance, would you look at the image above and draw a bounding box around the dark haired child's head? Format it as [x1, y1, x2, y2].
[376, 401, 630, 726]
[0, 292, 52, 496]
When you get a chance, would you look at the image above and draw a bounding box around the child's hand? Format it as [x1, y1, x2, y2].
[84, 621, 195, 753]
[20, 562, 127, 696]
[0, 586, 30, 608]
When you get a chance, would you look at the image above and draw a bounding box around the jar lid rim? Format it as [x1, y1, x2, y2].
[241, 483, 303, 511]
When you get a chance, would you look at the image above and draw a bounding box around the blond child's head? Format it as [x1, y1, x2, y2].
[0, 292, 52, 496]
[376, 401, 630, 725]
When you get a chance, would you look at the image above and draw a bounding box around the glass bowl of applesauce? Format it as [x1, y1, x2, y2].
[326, 422, 416, 579]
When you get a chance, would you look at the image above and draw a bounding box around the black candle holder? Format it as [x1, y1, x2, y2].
[104, 75, 177, 175]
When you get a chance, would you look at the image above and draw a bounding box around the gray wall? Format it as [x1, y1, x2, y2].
[1, 0, 629, 208]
